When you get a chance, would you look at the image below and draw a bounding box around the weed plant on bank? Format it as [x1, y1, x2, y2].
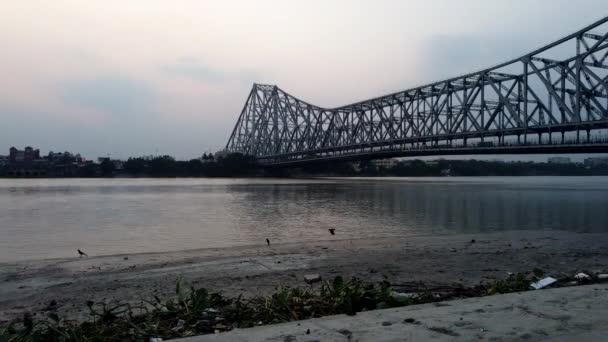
[1, 270, 604, 341]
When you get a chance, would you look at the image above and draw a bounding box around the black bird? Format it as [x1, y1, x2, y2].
[266, 238, 270, 246]
[78, 249, 88, 257]
[328, 228, 336, 235]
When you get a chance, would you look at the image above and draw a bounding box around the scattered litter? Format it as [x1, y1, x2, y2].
[150, 338, 162, 342]
[306, 328, 310, 334]
[392, 291, 417, 300]
[213, 324, 228, 330]
[304, 274, 322, 284]
[530, 277, 557, 290]
[382, 321, 392, 326]
[454, 321, 472, 327]
[598, 274, 608, 280]
[171, 319, 186, 332]
[574, 273, 591, 280]
[123, 256, 128, 260]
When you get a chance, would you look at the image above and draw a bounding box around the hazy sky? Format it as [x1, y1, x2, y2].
[1, 0, 607, 159]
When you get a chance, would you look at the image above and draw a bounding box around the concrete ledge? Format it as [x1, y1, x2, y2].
[176, 284, 608, 342]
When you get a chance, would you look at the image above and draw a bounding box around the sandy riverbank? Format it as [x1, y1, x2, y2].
[1, 230, 607, 324]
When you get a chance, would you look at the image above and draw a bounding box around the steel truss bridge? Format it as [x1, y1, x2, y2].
[226, 16, 608, 166]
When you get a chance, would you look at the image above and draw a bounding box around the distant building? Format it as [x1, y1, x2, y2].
[3, 146, 95, 177]
[9, 146, 40, 163]
[548, 157, 572, 164]
[112, 160, 124, 170]
[47, 151, 83, 164]
[5, 146, 47, 176]
[374, 158, 398, 168]
[96, 157, 124, 175]
[440, 168, 452, 177]
[584, 157, 608, 167]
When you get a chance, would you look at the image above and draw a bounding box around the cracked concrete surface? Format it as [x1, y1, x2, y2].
[178, 284, 608, 342]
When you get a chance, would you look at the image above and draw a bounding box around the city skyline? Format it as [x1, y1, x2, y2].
[1, 1, 607, 159]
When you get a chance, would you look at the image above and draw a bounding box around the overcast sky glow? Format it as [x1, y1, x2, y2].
[1, 0, 607, 159]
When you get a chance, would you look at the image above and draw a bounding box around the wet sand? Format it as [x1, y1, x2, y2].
[1, 230, 607, 324]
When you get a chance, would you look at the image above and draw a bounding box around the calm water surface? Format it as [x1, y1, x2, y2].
[1, 177, 607, 262]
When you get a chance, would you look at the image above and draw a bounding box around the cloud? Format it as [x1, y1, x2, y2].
[418, 33, 539, 83]
[60, 76, 154, 115]
[162, 57, 261, 84]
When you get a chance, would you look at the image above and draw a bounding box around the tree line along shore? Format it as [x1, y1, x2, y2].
[2, 152, 608, 178]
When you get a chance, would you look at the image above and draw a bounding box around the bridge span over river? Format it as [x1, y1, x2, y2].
[226, 16, 608, 166]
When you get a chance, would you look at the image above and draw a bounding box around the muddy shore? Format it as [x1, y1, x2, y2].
[1, 230, 607, 324]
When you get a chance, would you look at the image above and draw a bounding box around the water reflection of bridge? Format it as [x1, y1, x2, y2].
[228, 180, 608, 239]
[226, 17, 608, 166]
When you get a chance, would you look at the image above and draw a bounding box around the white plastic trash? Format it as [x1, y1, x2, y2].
[530, 277, 557, 290]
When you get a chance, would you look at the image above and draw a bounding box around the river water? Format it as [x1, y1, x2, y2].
[0, 177, 607, 262]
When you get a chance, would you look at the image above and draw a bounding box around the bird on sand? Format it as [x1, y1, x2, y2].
[266, 238, 270, 246]
[77, 249, 88, 257]
[328, 228, 336, 235]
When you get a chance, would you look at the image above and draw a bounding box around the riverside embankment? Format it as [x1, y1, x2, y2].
[2, 230, 607, 325]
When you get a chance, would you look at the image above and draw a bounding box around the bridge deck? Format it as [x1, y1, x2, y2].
[260, 143, 608, 167]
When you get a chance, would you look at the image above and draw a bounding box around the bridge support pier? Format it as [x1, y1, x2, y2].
[538, 132, 542, 145]
[561, 131, 565, 144]
[587, 129, 591, 143]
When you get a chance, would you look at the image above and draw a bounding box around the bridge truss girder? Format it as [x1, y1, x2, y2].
[226, 17, 608, 165]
